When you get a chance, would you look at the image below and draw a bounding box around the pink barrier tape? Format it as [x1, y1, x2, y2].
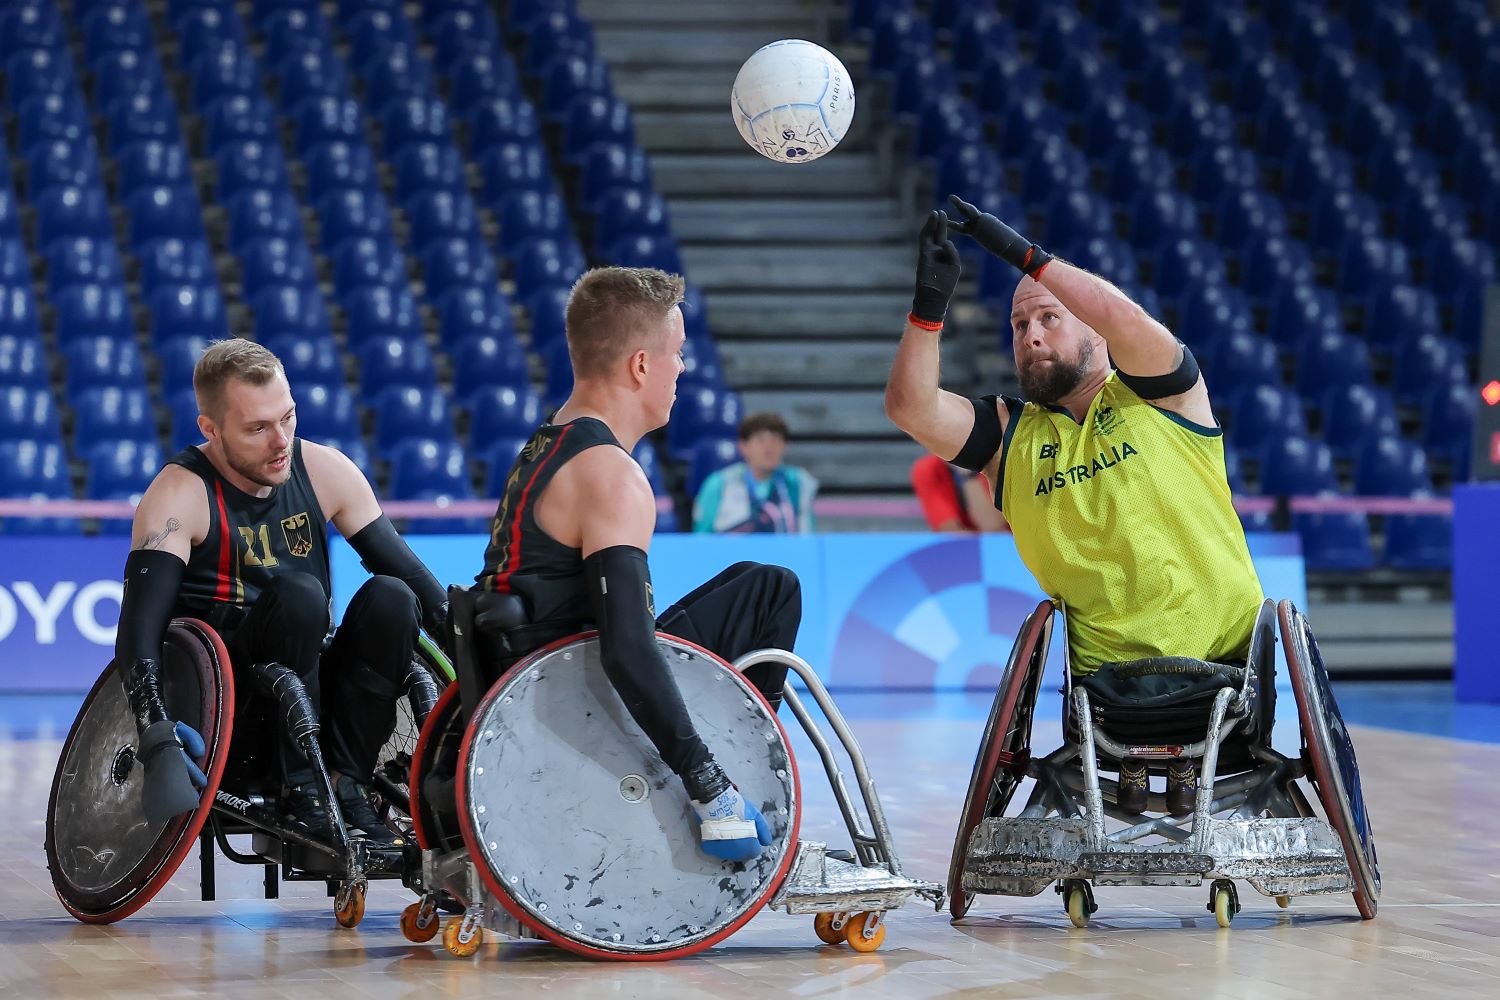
[0, 496, 676, 519]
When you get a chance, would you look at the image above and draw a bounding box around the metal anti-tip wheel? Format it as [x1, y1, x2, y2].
[813, 911, 845, 946]
[334, 883, 365, 929]
[443, 916, 483, 958]
[401, 901, 440, 943]
[1065, 886, 1091, 928]
[1213, 887, 1235, 928]
[844, 912, 885, 953]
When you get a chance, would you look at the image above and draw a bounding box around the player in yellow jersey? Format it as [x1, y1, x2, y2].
[885, 197, 1264, 815]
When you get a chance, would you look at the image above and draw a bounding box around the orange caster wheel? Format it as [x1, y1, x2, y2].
[443, 915, 483, 957]
[813, 911, 846, 945]
[401, 900, 440, 943]
[844, 911, 885, 953]
[334, 882, 365, 929]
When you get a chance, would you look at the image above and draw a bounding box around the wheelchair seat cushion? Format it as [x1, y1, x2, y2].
[1072, 657, 1260, 751]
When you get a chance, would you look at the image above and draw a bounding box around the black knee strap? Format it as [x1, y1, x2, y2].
[404, 660, 440, 724]
[246, 661, 320, 744]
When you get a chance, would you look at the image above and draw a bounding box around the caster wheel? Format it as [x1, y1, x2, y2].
[1061, 879, 1095, 928]
[443, 916, 483, 958]
[844, 911, 885, 953]
[334, 883, 365, 929]
[813, 911, 845, 946]
[1276, 895, 1291, 909]
[1209, 879, 1239, 928]
[401, 900, 440, 943]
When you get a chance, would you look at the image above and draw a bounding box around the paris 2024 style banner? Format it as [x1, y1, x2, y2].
[0, 533, 1305, 694]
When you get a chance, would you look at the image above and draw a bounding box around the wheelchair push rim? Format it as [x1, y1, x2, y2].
[45, 619, 235, 924]
[947, 600, 1052, 920]
[455, 631, 801, 961]
[1279, 600, 1380, 919]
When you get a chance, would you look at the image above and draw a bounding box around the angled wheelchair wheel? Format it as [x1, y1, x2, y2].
[455, 632, 801, 961]
[409, 683, 465, 853]
[375, 633, 452, 838]
[45, 620, 234, 924]
[947, 600, 1054, 920]
[1279, 600, 1380, 920]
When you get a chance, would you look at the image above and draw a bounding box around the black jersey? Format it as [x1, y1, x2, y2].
[475, 417, 624, 626]
[168, 439, 331, 626]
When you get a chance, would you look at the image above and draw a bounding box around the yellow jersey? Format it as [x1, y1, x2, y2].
[996, 373, 1262, 673]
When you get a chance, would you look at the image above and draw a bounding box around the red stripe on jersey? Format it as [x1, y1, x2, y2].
[213, 480, 232, 603]
[492, 425, 573, 593]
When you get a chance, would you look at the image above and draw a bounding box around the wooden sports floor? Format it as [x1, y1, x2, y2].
[2, 685, 1496, 1000]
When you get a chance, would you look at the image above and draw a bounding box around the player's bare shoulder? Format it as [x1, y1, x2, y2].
[299, 436, 364, 485]
[133, 460, 209, 553]
[572, 445, 654, 510]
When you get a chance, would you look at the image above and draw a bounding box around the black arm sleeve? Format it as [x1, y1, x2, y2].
[584, 545, 712, 782]
[1115, 342, 1202, 400]
[347, 515, 448, 624]
[951, 394, 1004, 472]
[115, 549, 185, 663]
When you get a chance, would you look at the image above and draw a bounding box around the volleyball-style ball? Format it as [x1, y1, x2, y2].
[730, 39, 856, 163]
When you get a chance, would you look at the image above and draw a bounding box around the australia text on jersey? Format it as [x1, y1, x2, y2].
[1034, 441, 1139, 496]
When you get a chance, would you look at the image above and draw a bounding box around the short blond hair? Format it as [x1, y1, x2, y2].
[193, 339, 285, 422]
[564, 266, 685, 379]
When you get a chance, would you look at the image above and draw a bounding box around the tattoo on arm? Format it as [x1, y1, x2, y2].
[138, 517, 181, 551]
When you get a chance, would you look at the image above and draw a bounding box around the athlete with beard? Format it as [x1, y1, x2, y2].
[112, 339, 448, 842]
[885, 199, 1263, 815]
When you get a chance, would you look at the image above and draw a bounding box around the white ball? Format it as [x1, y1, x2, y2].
[730, 39, 856, 164]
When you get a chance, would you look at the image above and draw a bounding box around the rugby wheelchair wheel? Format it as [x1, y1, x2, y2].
[1279, 600, 1380, 919]
[455, 632, 801, 960]
[46, 620, 234, 923]
[947, 600, 1054, 920]
[374, 632, 452, 840]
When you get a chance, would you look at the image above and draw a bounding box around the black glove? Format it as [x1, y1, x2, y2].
[423, 600, 449, 649]
[911, 209, 962, 326]
[948, 195, 1054, 277]
[124, 657, 208, 824]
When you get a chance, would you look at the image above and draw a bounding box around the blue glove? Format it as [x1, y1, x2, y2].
[175, 721, 208, 789]
[691, 785, 774, 863]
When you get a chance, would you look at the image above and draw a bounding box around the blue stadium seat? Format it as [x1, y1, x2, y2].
[521, 9, 595, 77]
[451, 334, 529, 405]
[173, 6, 248, 57]
[358, 336, 437, 396]
[274, 48, 349, 111]
[439, 285, 517, 348]
[64, 336, 146, 397]
[1042, 188, 1114, 245]
[539, 336, 572, 405]
[509, 237, 586, 298]
[525, 285, 570, 351]
[1355, 437, 1435, 496]
[262, 334, 341, 389]
[1, 4, 63, 55]
[538, 52, 611, 122]
[688, 436, 740, 496]
[85, 439, 163, 501]
[562, 94, 633, 164]
[291, 382, 359, 440]
[252, 284, 330, 340]
[468, 98, 543, 156]
[316, 189, 396, 253]
[35, 187, 112, 252]
[1019, 134, 1089, 202]
[381, 97, 453, 157]
[333, 237, 408, 299]
[6, 51, 76, 111]
[450, 52, 522, 116]
[591, 188, 669, 251]
[479, 140, 555, 202]
[293, 96, 364, 154]
[16, 92, 91, 157]
[226, 188, 303, 251]
[913, 93, 983, 166]
[394, 142, 467, 204]
[1384, 515, 1451, 570]
[45, 237, 124, 296]
[73, 386, 156, 452]
[149, 284, 229, 344]
[1216, 188, 1289, 249]
[91, 49, 168, 106]
[1226, 383, 1306, 452]
[468, 384, 543, 450]
[345, 8, 416, 55]
[1337, 236, 1412, 299]
[1423, 382, 1475, 470]
[497, 189, 572, 256]
[203, 93, 278, 152]
[1258, 436, 1338, 496]
[1242, 235, 1317, 303]
[1320, 383, 1400, 459]
[25, 141, 102, 196]
[432, 8, 502, 66]
[156, 335, 214, 397]
[634, 438, 666, 494]
[891, 53, 958, 118]
[0, 440, 74, 536]
[1081, 93, 1153, 159]
[126, 185, 205, 248]
[406, 189, 483, 253]
[1297, 330, 1374, 399]
[213, 140, 290, 202]
[868, 8, 930, 78]
[0, 386, 61, 443]
[973, 50, 1039, 127]
[482, 435, 532, 491]
[262, 3, 335, 64]
[604, 234, 684, 273]
[1310, 188, 1382, 252]
[1206, 329, 1276, 396]
[139, 238, 216, 295]
[303, 141, 378, 203]
[54, 284, 130, 344]
[1295, 513, 1377, 572]
[371, 384, 453, 456]
[1155, 236, 1229, 300]
[116, 140, 190, 196]
[1394, 333, 1467, 406]
[1426, 236, 1497, 297]
[344, 285, 422, 345]
[1266, 282, 1342, 353]
[0, 193, 21, 243]
[668, 385, 743, 460]
[1188, 144, 1261, 204]
[0, 334, 46, 389]
[388, 439, 470, 499]
[239, 238, 317, 296]
[360, 44, 435, 113]
[951, 8, 1018, 80]
[189, 43, 260, 110]
[1128, 188, 1201, 251]
[422, 238, 499, 301]
[936, 142, 1004, 205]
[1453, 284, 1485, 353]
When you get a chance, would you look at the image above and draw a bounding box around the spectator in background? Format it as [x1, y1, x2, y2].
[693, 412, 818, 533]
[911, 454, 1009, 533]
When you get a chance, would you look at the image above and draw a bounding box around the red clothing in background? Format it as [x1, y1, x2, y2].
[912, 454, 976, 531]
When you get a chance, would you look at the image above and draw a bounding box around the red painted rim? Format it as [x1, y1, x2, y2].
[947, 600, 1051, 919]
[47, 619, 235, 924]
[408, 683, 460, 852]
[454, 630, 802, 961]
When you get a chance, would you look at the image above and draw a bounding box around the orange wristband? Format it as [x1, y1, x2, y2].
[907, 312, 944, 331]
